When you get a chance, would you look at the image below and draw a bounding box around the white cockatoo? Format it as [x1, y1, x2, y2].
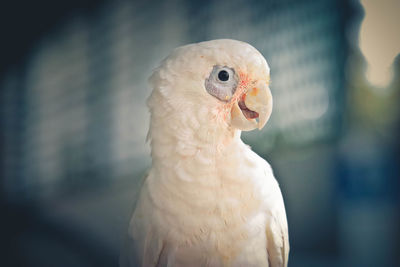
[121, 39, 289, 267]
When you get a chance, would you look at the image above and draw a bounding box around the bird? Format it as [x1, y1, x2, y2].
[120, 39, 289, 267]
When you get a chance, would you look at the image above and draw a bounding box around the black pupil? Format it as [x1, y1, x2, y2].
[218, 70, 229, 81]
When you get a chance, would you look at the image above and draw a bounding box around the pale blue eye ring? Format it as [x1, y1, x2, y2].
[205, 65, 238, 102]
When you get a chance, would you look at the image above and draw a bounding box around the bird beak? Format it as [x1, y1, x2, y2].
[230, 81, 272, 131]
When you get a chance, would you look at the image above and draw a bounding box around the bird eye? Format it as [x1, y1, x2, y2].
[205, 66, 238, 102]
[218, 70, 229, 81]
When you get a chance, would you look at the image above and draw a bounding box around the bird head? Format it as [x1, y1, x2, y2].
[148, 39, 272, 137]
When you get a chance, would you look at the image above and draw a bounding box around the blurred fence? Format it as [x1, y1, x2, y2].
[2, 0, 400, 266]
[0, 0, 349, 201]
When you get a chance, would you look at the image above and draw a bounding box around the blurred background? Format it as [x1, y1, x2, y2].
[0, 0, 399, 266]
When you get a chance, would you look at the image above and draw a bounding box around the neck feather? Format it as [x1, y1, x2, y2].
[147, 89, 242, 173]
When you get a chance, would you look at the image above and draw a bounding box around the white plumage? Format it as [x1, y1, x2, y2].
[121, 39, 289, 267]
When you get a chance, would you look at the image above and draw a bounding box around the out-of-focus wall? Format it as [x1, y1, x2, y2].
[1, 0, 398, 266]
[0, 0, 346, 199]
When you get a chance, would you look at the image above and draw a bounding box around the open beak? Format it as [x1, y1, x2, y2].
[230, 81, 272, 131]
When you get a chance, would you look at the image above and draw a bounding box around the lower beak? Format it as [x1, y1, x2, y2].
[230, 82, 272, 131]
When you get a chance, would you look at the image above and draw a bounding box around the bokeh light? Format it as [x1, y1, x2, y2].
[359, 0, 400, 89]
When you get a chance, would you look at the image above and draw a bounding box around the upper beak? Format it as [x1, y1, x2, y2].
[230, 81, 272, 131]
